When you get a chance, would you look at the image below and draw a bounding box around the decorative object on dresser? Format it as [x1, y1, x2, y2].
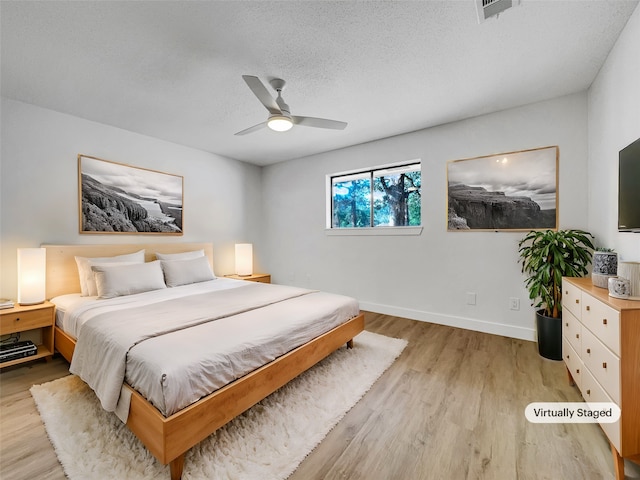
[592, 248, 618, 288]
[608, 277, 631, 299]
[562, 277, 640, 480]
[617, 261, 640, 299]
[518, 229, 594, 360]
[0, 301, 55, 367]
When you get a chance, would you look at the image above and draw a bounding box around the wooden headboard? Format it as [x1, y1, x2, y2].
[43, 243, 214, 299]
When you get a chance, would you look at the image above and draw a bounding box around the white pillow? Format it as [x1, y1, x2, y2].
[91, 261, 166, 299]
[88, 261, 139, 296]
[161, 256, 215, 287]
[75, 250, 145, 296]
[155, 250, 204, 261]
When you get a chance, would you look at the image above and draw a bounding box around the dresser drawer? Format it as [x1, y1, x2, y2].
[563, 336, 583, 390]
[562, 277, 640, 467]
[581, 368, 621, 452]
[251, 275, 271, 283]
[562, 280, 582, 319]
[581, 297, 620, 356]
[0, 308, 53, 335]
[582, 328, 620, 405]
[564, 309, 582, 353]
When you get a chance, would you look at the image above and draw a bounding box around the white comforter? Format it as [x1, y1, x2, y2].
[61, 279, 359, 421]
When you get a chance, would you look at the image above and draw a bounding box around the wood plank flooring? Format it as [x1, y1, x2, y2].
[1, 312, 639, 479]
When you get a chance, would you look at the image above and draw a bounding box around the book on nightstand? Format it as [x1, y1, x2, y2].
[0, 299, 15, 309]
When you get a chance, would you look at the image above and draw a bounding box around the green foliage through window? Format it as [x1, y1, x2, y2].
[331, 163, 421, 228]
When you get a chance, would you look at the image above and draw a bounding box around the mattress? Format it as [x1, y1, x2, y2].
[53, 278, 247, 335]
[51, 278, 359, 418]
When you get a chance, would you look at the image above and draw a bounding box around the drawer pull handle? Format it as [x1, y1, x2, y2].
[576, 369, 580, 374]
[576, 299, 579, 304]
[565, 322, 569, 327]
[586, 348, 591, 354]
[565, 290, 568, 295]
[15, 317, 20, 321]
[602, 362, 607, 369]
[586, 306, 590, 311]
[603, 318, 607, 325]
[576, 334, 579, 339]
[566, 354, 570, 359]
[586, 389, 591, 395]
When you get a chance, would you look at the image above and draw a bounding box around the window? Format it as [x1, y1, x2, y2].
[330, 162, 421, 229]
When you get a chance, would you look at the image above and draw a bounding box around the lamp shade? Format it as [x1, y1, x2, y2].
[17, 248, 46, 305]
[235, 243, 253, 276]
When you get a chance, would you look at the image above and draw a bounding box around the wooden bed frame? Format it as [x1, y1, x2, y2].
[43, 243, 365, 480]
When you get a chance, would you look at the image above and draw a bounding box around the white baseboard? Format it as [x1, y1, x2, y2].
[359, 301, 536, 342]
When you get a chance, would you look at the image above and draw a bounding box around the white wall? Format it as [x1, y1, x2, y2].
[4, 1, 636, 338]
[588, 3, 640, 261]
[0, 98, 264, 299]
[261, 93, 589, 340]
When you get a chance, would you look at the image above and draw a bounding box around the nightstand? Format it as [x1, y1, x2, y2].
[225, 273, 271, 284]
[0, 301, 55, 367]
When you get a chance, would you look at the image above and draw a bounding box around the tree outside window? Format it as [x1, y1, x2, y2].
[331, 163, 421, 228]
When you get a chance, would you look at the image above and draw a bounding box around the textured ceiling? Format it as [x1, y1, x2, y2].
[1, 1, 638, 166]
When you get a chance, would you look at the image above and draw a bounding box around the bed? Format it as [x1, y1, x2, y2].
[44, 243, 364, 480]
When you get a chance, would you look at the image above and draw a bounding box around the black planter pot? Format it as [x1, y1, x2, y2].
[536, 310, 562, 361]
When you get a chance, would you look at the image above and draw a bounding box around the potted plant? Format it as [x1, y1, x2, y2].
[518, 229, 594, 360]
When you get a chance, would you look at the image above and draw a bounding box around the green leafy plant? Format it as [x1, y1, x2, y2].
[518, 229, 594, 318]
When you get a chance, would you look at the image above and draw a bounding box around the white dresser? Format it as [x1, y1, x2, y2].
[562, 277, 640, 480]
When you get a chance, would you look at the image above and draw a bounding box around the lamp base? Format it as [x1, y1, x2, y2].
[18, 300, 45, 306]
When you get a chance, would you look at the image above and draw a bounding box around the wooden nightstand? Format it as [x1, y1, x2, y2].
[225, 273, 271, 284]
[0, 301, 55, 368]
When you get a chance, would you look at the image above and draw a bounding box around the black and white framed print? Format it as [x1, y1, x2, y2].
[78, 154, 184, 235]
[447, 146, 558, 231]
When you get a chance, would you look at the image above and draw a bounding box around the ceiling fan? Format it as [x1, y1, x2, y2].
[235, 75, 347, 136]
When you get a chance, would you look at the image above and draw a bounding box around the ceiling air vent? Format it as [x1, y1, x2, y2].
[475, 0, 520, 23]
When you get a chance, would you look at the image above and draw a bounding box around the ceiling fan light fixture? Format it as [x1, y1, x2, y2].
[236, 76, 347, 136]
[267, 115, 293, 132]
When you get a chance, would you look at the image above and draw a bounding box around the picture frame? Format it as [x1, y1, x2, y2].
[447, 146, 558, 231]
[78, 154, 184, 235]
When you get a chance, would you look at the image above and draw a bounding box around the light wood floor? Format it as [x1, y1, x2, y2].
[1, 313, 639, 480]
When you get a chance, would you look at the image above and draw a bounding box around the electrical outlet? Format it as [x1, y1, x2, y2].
[509, 297, 520, 310]
[466, 292, 477, 305]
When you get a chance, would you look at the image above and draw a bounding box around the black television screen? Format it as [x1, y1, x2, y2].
[618, 137, 640, 232]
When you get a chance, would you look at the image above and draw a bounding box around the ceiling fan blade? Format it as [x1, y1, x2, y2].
[242, 75, 281, 115]
[234, 121, 267, 136]
[292, 116, 347, 130]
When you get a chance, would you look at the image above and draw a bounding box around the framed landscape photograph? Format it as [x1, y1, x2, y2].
[78, 155, 184, 235]
[447, 146, 558, 231]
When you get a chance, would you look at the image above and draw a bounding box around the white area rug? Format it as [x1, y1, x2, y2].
[31, 330, 407, 480]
